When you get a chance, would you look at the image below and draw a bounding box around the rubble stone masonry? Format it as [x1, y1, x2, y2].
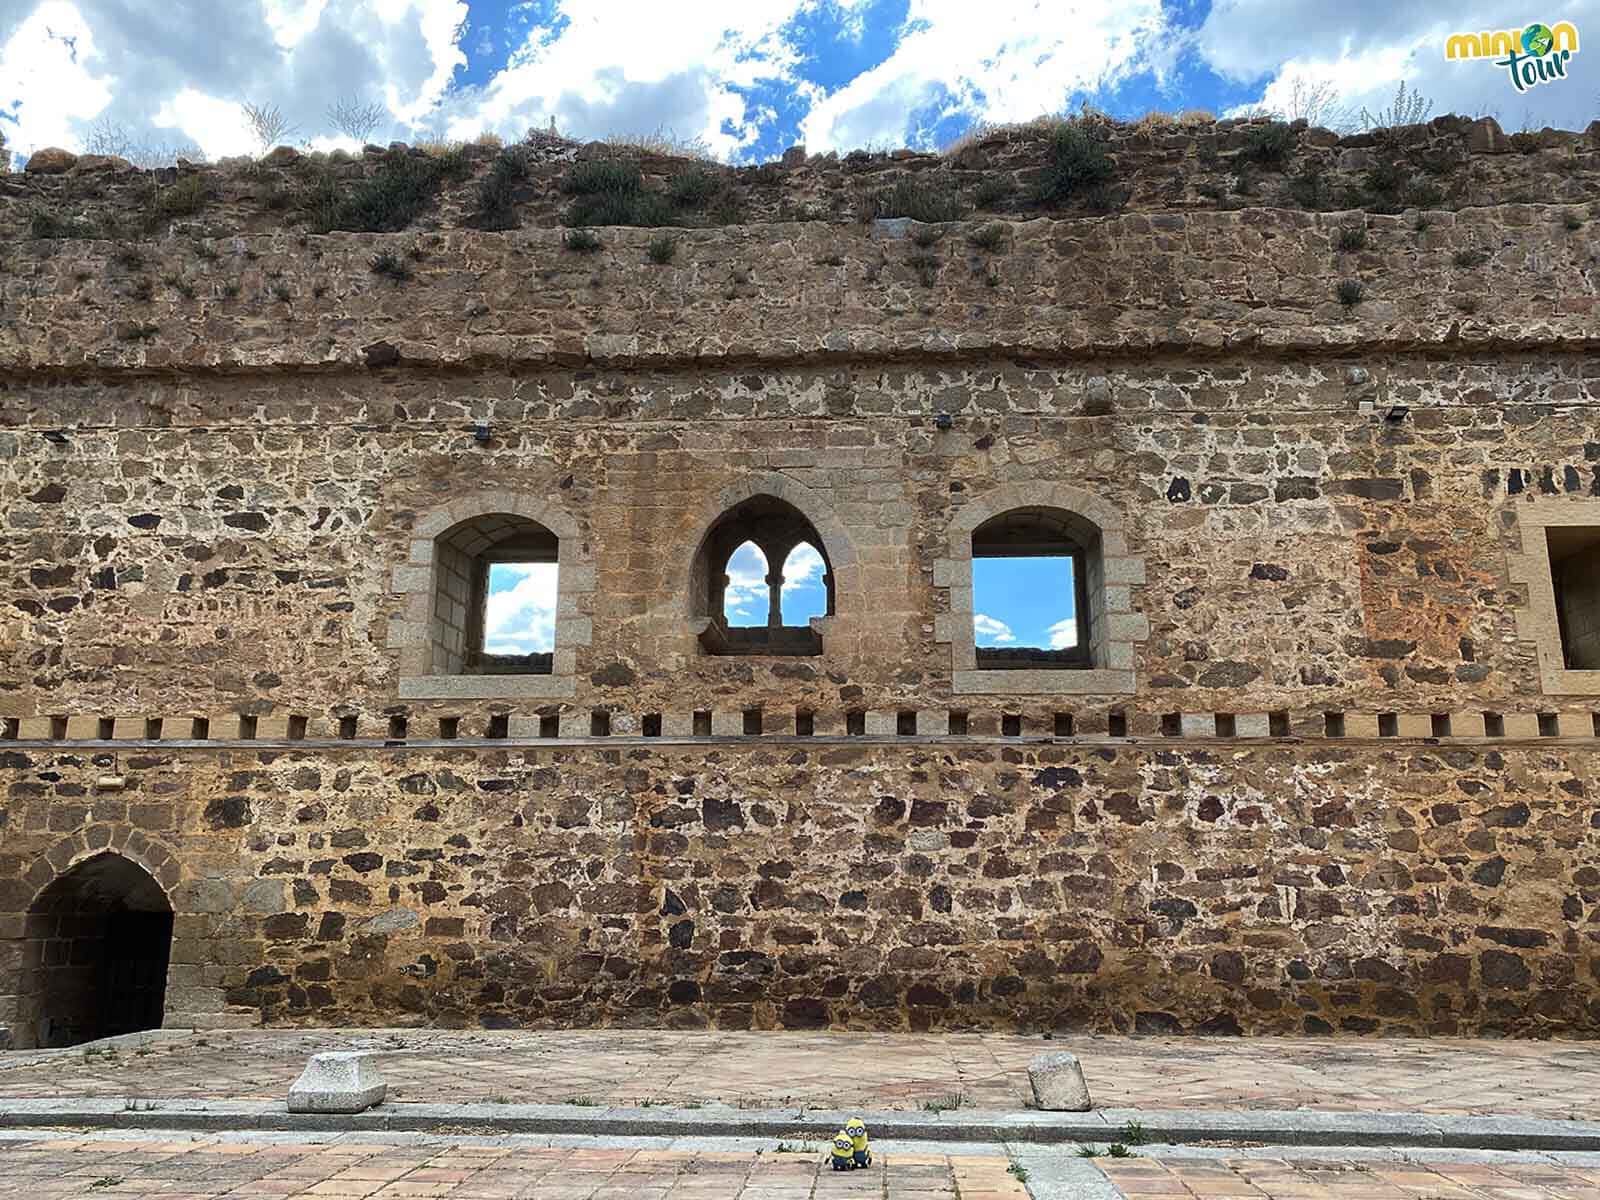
[0, 115, 1597, 1042]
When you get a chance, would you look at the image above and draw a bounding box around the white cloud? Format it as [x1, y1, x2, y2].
[379, 0, 469, 124]
[0, 0, 457, 162]
[440, 0, 805, 158]
[1047, 618, 1078, 650]
[799, 0, 1169, 152]
[0, 2, 113, 157]
[262, 0, 329, 48]
[722, 541, 770, 622]
[1200, 1, 1599, 133]
[781, 543, 825, 593]
[152, 88, 256, 160]
[973, 613, 1015, 645]
[483, 563, 557, 656]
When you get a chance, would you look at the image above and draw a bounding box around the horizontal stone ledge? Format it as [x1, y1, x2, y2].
[3, 733, 1600, 752]
[2, 1099, 1599, 1151]
[4, 328, 1600, 382]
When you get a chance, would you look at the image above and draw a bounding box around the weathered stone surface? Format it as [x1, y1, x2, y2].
[2, 119, 1599, 1047]
[286, 1050, 387, 1113]
[1028, 1050, 1092, 1111]
[22, 147, 75, 174]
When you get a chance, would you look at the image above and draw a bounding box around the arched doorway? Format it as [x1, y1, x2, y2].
[19, 853, 173, 1048]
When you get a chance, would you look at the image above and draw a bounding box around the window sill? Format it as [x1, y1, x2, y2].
[1537, 667, 1600, 696]
[398, 675, 577, 700]
[953, 667, 1136, 695]
[976, 650, 1090, 670]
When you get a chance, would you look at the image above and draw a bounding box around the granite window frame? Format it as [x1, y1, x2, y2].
[934, 482, 1147, 696]
[682, 472, 859, 659]
[691, 498, 836, 657]
[391, 491, 593, 700]
[1507, 500, 1600, 695]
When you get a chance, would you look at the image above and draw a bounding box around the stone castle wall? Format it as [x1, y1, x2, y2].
[2, 740, 1596, 1037]
[1, 115, 1598, 1041]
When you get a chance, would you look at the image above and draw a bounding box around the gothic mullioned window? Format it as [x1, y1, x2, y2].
[690, 495, 834, 656]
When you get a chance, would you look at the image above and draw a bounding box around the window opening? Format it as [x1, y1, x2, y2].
[1547, 528, 1600, 669]
[971, 508, 1092, 670]
[694, 496, 834, 657]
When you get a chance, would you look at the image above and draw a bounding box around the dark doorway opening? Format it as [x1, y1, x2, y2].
[20, 853, 173, 1048]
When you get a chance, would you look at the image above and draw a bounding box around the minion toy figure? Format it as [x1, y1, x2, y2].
[831, 1129, 856, 1171]
[846, 1117, 871, 1168]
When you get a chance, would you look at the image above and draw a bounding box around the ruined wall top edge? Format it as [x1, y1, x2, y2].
[1, 115, 1597, 376]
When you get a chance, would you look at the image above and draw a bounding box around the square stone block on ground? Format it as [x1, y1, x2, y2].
[286, 1051, 388, 1114]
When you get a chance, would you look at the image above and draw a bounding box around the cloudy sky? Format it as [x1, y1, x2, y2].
[722, 542, 827, 627]
[1, 0, 1594, 165]
[482, 543, 829, 655]
[484, 562, 557, 656]
[974, 558, 1078, 651]
[481, 544, 1080, 655]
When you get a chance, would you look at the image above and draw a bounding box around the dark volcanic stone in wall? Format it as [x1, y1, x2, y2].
[2, 742, 1596, 1036]
[2, 353, 1598, 725]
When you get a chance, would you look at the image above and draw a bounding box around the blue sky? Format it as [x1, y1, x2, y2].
[484, 562, 557, 655]
[482, 544, 828, 654]
[974, 558, 1078, 650]
[722, 543, 828, 626]
[481, 546, 1072, 653]
[3, 1, 1594, 165]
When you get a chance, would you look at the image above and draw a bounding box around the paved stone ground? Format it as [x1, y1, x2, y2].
[6, 1134, 1600, 1200]
[0, 1135, 1025, 1198]
[1095, 1155, 1600, 1198]
[2, 1030, 1596, 1119]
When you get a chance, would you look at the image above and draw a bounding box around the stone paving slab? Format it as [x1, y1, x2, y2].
[6, 1130, 1600, 1200]
[2, 1030, 1596, 1120]
[0, 1133, 1029, 1199]
[1091, 1155, 1600, 1199]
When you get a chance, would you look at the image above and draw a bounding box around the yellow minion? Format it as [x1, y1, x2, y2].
[846, 1117, 871, 1167]
[831, 1129, 855, 1170]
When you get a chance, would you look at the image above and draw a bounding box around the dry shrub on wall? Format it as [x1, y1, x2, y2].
[1033, 124, 1115, 209]
[561, 158, 671, 227]
[475, 146, 533, 231]
[309, 148, 471, 234]
[868, 176, 965, 223]
[603, 126, 715, 161]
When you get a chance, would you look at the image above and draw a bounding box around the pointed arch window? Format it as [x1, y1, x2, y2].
[691, 495, 835, 656]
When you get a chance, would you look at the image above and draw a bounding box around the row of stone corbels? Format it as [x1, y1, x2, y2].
[2, 707, 1596, 741]
[3, 714, 319, 740]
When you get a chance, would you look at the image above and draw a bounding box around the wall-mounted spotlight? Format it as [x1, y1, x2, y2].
[934, 413, 953, 431]
[473, 423, 492, 445]
[42, 430, 69, 444]
[1384, 405, 1410, 423]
